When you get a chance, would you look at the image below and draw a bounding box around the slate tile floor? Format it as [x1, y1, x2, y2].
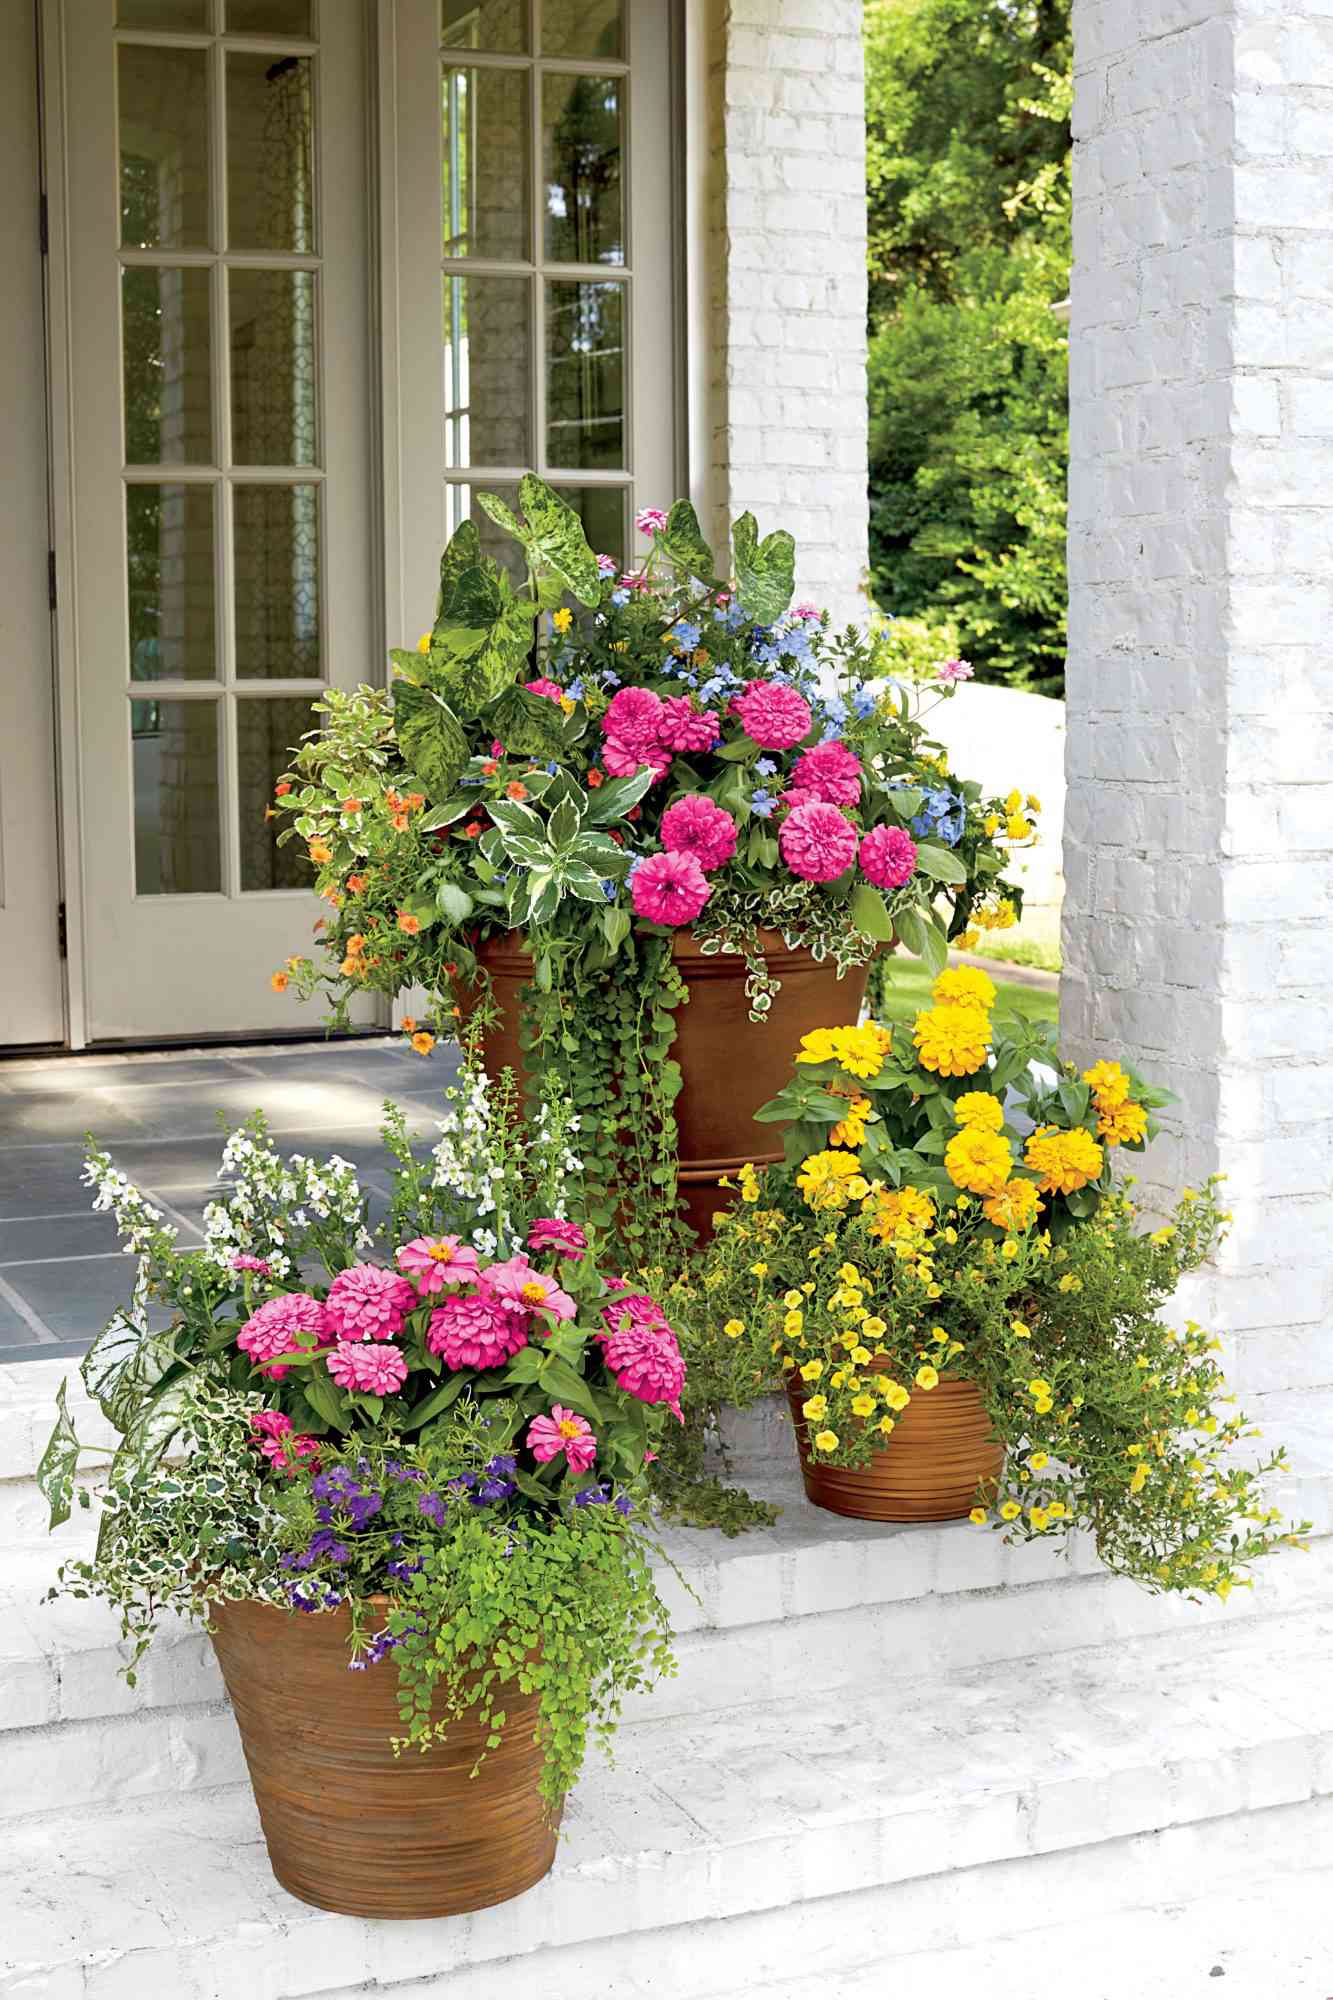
[0, 1037, 460, 1365]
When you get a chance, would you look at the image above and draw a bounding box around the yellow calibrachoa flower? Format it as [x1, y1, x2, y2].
[864, 1184, 936, 1242]
[1025, 1125, 1104, 1196]
[1082, 1059, 1129, 1106]
[945, 1127, 1013, 1197]
[913, 1004, 991, 1078]
[801, 1395, 828, 1422]
[796, 1150, 863, 1211]
[799, 1358, 823, 1382]
[953, 1091, 1005, 1132]
[1029, 1505, 1050, 1531]
[882, 1379, 911, 1412]
[969, 1506, 988, 1525]
[1097, 1099, 1149, 1147]
[851, 1394, 877, 1418]
[723, 1319, 745, 1339]
[931, 965, 997, 1011]
[981, 1179, 1043, 1231]
[1000, 1500, 1022, 1521]
[1029, 1450, 1049, 1470]
[914, 1364, 940, 1390]
[812, 1430, 840, 1453]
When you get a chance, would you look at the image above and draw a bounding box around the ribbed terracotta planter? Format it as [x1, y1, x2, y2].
[209, 1598, 559, 1920]
[785, 1370, 1003, 1523]
[470, 928, 874, 1242]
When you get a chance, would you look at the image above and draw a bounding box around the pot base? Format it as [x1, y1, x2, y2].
[786, 1373, 1003, 1524]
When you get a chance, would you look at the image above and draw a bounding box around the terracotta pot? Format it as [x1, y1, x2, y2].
[209, 1598, 559, 1920]
[785, 1370, 1003, 1523]
[469, 928, 874, 1242]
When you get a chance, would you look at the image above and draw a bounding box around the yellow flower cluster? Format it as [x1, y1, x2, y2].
[864, 1183, 936, 1243]
[944, 1126, 1013, 1197]
[1025, 1123, 1104, 1196]
[796, 1150, 868, 1211]
[796, 1023, 893, 1080]
[981, 1179, 1043, 1231]
[953, 1091, 1004, 1132]
[932, 966, 997, 1010]
[1082, 1060, 1148, 1148]
[913, 1002, 991, 1078]
[830, 1094, 872, 1149]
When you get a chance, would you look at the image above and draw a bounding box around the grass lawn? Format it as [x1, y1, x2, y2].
[876, 958, 1059, 1031]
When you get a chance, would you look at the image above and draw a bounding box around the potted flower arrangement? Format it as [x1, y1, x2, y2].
[37, 1060, 682, 1920]
[272, 478, 1033, 1243]
[696, 968, 1306, 1595]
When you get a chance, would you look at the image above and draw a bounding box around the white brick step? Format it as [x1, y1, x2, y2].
[3, 1611, 1331, 2000]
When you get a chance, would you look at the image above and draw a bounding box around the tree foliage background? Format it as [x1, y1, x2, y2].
[865, 0, 1071, 695]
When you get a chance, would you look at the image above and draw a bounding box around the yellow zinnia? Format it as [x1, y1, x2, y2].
[931, 966, 996, 1011]
[945, 1127, 1013, 1198]
[1096, 1100, 1148, 1148]
[981, 1179, 1043, 1232]
[913, 1004, 991, 1078]
[953, 1091, 1004, 1133]
[1082, 1059, 1130, 1107]
[796, 1150, 862, 1211]
[1025, 1125, 1104, 1196]
[864, 1184, 936, 1243]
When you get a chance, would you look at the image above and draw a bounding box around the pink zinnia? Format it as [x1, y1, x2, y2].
[658, 696, 721, 754]
[480, 1255, 577, 1322]
[528, 1218, 588, 1261]
[598, 1293, 686, 1421]
[779, 787, 819, 813]
[237, 1293, 330, 1378]
[596, 552, 618, 577]
[660, 794, 738, 872]
[602, 686, 672, 782]
[635, 507, 669, 536]
[396, 1236, 482, 1296]
[936, 657, 974, 683]
[526, 1405, 598, 1472]
[249, 1413, 319, 1475]
[859, 823, 918, 891]
[232, 1254, 272, 1276]
[793, 601, 821, 621]
[326, 1340, 409, 1396]
[630, 850, 711, 926]
[792, 740, 862, 808]
[427, 1290, 529, 1369]
[525, 676, 564, 702]
[603, 732, 672, 781]
[779, 800, 859, 883]
[733, 680, 814, 751]
[323, 1263, 418, 1342]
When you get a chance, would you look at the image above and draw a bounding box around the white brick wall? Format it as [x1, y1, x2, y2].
[699, 0, 869, 622]
[1066, 0, 1333, 1392]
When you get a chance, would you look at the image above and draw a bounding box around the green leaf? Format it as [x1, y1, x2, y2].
[919, 916, 950, 976]
[474, 490, 526, 541]
[80, 1306, 178, 1435]
[536, 1354, 607, 1425]
[850, 881, 896, 944]
[303, 1371, 352, 1433]
[398, 694, 470, 802]
[732, 511, 796, 624]
[548, 796, 584, 852]
[560, 861, 614, 902]
[432, 518, 481, 629]
[894, 906, 927, 959]
[488, 683, 569, 762]
[660, 499, 717, 583]
[401, 1374, 467, 1430]
[516, 474, 601, 605]
[37, 1379, 79, 1530]
[885, 788, 924, 817]
[586, 766, 654, 823]
[487, 796, 546, 840]
[109, 1373, 190, 1487]
[436, 881, 475, 923]
[602, 906, 631, 952]
[913, 841, 968, 885]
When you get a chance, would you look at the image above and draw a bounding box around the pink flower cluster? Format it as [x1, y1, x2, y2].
[249, 1409, 320, 1474]
[527, 1404, 597, 1472]
[733, 680, 814, 751]
[323, 1263, 417, 1342]
[600, 687, 720, 781]
[660, 794, 738, 872]
[396, 1236, 480, 1295]
[528, 1217, 588, 1261]
[237, 1293, 330, 1378]
[598, 1290, 686, 1421]
[792, 740, 862, 808]
[525, 677, 565, 703]
[425, 1254, 576, 1370]
[859, 822, 917, 890]
[327, 1340, 409, 1396]
[630, 850, 711, 926]
[779, 800, 858, 883]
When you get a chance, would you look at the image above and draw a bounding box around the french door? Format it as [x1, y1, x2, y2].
[51, 0, 376, 1040]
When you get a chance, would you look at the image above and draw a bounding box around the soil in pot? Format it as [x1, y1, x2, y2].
[785, 1370, 1003, 1524]
[209, 1598, 559, 1920]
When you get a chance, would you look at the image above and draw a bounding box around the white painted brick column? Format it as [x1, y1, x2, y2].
[1066, 1, 1333, 1392]
[693, 0, 869, 623]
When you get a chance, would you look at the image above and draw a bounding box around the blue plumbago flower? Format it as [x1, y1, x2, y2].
[852, 686, 879, 719]
[601, 879, 617, 901]
[566, 677, 585, 701]
[601, 669, 622, 689]
[673, 620, 702, 652]
[750, 789, 776, 818]
[819, 694, 849, 728]
[545, 759, 559, 774]
[750, 640, 781, 666]
[912, 787, 966, 848]
[681, 671, 698, 688]
[610, 588, 630, 607]
[754, 757, 777, 776]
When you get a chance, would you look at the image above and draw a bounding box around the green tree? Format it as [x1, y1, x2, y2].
[865, 0, 1070, 694]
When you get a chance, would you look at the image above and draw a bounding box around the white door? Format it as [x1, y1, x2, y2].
[49, 0, 376, 1040]
[0, 12, 65, 1047]
[386, 0, 681, 635]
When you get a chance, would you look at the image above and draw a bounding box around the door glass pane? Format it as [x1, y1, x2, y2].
[442, 0, 526, 53]
[123, 266, 213, 465]
[234, 484, 321, 679]
[542, 0, 622, 60]
[441, 66, 529, 261]
[443, 274, 530, 468]
[543, 74, 623, 266]
[237, 697, 318, 889]
[126, 484, 217, 682]
[132, 699, 222, 894]
[226, 0, 312, 32]
[445, 482, 527, 590]
[118, 45, 211, 251]
[117, 1, 209, 27]
[227, 52, 314, 253]
[545, 279, 623, 469]
[229, 268, 318, 464]
[553, 484, 624, 567]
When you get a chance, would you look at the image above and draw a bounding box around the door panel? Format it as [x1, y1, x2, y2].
[0, 10, 64, 1047]
[55, 0, 376, 1040]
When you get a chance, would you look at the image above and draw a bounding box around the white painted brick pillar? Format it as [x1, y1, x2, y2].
[1066, 1, 1333, 1393]
[692, 0, 869, 623]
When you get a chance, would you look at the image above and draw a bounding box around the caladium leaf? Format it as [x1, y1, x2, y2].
[732, 511, 796, 624]
[37, 1379, 80, 1530]
[488, 682, 569, 761]
[660, 499, 717, 584]
[516, 474, 601, 605]
[396, 686, 470, 801]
